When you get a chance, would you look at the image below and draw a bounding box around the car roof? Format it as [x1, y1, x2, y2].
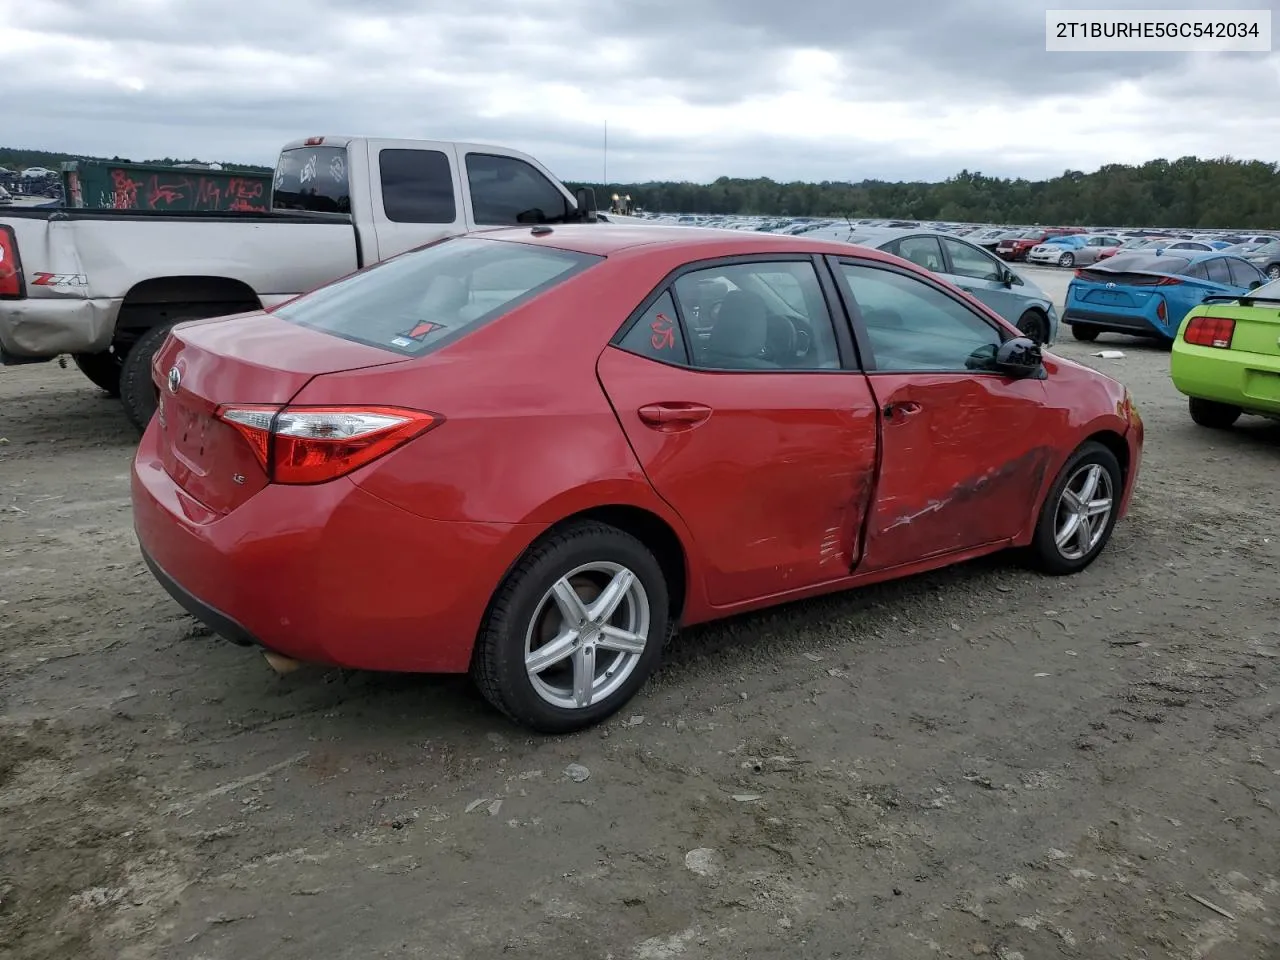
[472, 223, 907, 262]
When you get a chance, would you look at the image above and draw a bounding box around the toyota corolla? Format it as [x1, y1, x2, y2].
[132, 225, 1144, 733]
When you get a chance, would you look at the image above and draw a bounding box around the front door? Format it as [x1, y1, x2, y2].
[596, 257, 879, 607]
[937, 237, 1029, 323]
[829, 256, 1052, 573]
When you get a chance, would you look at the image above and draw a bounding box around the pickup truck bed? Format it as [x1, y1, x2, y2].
[0, 134, 601, 431]
[1, 207, 357, 362]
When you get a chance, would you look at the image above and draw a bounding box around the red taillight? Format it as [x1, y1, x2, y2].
[216, 405, 441, 484]
[1156, 299, 1167, 322]
[1183, 316, 1236, 349]
[304, 136, 325, 146]
[0, 226, 25, 299]
[1155, 276, 1182, 286]
[1074, 269, 1085, 278]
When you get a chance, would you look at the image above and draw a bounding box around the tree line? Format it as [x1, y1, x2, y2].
[566, 156, 1280, 228]
[0, 147, 271, 175]
[4, 145, 1277, 227]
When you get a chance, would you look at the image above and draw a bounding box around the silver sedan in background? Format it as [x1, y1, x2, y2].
[804, 225, 1061, 344]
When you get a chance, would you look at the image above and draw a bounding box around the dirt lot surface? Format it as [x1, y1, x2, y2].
[3, 269, 1279, 960]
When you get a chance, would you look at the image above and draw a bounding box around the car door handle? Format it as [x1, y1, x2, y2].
[883, 400, 922, 421]
[637, 402, 712, 429]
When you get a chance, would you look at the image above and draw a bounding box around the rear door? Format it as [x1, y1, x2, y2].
[596, 255, 879, 607]
[828, 256, 1051, 571]
[363, 139, 466, 261]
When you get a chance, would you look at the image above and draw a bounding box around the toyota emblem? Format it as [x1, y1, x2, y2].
[1105, 282, 1116, 289]
[167, 366, 181, 393]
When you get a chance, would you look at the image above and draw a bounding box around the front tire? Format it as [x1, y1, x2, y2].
[72, 350, 122, 396]
[1266, 263, 1280, 281]
[1058, 252, 1075, 268]
[1188, 397, 1241, 429]
[1029, 441, 1123, 575]
[1016, 309, 1050, 345]
[1070, 324, 1100, 342]
[471, 521, 670, 734]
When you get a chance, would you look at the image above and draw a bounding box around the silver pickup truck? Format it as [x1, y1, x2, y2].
[0, 135, 602, 429]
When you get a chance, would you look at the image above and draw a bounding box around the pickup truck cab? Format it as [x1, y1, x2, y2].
[0, 135, 600, 429]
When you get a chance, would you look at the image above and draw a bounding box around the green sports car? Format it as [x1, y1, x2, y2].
[1170, 277, 1280, 428]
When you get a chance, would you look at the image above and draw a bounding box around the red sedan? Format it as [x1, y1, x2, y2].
[132, 225, 1144, 733]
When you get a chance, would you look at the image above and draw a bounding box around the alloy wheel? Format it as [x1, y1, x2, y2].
[524, 562, 650, 709]
[1053, 463, 1114, 561]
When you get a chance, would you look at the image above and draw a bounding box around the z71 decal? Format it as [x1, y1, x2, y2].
[32, 272, 89, 287]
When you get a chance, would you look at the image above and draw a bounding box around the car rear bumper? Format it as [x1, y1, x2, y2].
[1063, 307, 1170, 339]
[131, 422, 537, 673]
[1170, 343, 1280, 414]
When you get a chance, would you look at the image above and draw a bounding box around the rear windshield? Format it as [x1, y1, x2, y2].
[273, 146, 351, 213]
[1093, 253, 1192, 274]
[274, 237, 602, 356]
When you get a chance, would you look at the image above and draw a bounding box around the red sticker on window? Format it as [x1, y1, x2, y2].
[403, 321, 444, 340]
[649, 312, 676, 351]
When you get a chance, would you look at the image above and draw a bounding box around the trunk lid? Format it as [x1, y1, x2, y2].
[152, 312, 409, 514]
[1208, 300, 1280, 358]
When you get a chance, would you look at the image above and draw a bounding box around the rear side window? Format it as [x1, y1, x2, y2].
[274, 238, 601, 356]
[273, 146, 351, 213]
[379, 149, 456, 223]
[1203, 258, 1232, 285]
[466, 154, 570, 225]
[618, 291, 689, 364]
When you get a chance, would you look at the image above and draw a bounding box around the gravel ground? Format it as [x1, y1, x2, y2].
[2, 265, 1278, 960]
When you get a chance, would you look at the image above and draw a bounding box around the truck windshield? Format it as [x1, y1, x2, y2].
[273, 146, 351, 214]
[274, 237, 602, 356]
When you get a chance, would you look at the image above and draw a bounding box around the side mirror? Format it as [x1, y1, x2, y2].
[573, 187, 598, 223]
[994, 336, 1043, 378]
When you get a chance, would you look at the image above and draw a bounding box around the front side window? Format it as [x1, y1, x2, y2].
[838, 263, 1003, 372]
[272, 146, 351, 213]
[379, 149, 456, 224]
[274, 237, 600, 356]
[465, 153, 570, 225]
[670, 260, 843, 371]
[941, 238, 1003, 281]
[1226, 257, 1262, 288]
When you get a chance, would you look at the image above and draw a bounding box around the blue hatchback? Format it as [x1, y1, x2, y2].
[1064, 251, 1267, 343]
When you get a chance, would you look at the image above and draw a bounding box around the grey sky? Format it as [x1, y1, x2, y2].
[3, 0, 1277, 183]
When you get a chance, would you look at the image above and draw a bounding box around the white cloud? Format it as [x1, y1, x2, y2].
[1, 0, 1276, 182]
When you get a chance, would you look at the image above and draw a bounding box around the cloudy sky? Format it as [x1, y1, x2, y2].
[3, 0, 1277, 184]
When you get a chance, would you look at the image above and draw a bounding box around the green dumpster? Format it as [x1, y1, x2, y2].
[61, 160, 273, 212]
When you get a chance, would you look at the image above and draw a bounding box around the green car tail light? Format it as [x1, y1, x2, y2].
[1183, 316, 1236, 349]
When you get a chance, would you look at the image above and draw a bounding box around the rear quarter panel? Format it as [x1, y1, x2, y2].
[287, 249, 698, 530]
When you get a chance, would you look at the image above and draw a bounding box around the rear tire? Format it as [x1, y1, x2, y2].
[471, 521, 669, 734]
[72, 350, 122, 397]
[1016, 309, 1050, 346]
[1188, 397, 1241, 429]
[1028, 441, 1123, 576]
[1070, 324, 1100, 342]
[119, 323, 177, 433]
